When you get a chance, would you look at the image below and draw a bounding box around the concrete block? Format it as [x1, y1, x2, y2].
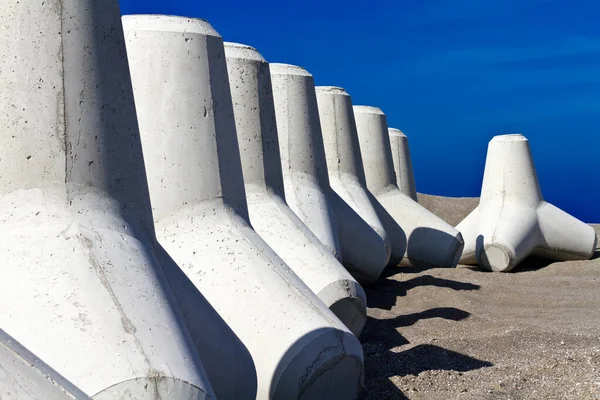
[456, 134, 598, 272]
[353, 106, 464, 267]
[224, 43, 367, 336]
[0, 3, 214, 399]
[270, 64, 343, 261]
[315, 86, 390, 283]
[388, 128, 418, 201]
[124, 15, 364, 400]
[0, 329, 90, 400]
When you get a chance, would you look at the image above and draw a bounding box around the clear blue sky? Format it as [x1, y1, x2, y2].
[120, 0, 600, 222]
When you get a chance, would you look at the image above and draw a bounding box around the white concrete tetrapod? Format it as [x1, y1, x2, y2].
[315, 86, 390, 284]
[224, 43, 367, 336]
[353, 106, 464, 268]
[0, 3, 215, 399]
[0, 329, 90, 400]
[270, 64, 343, 262]
[388, 128, 418, 201]
[456, 134, 598, 272]
[124, 16, 364, 400]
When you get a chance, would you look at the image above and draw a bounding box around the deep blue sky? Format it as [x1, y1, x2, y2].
[120, 0, 600, 222]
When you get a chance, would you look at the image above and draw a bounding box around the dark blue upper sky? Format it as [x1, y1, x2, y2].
[120, 0, 600, 222]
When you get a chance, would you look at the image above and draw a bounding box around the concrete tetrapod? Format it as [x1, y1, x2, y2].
[456, 134, 598, 272]
[124, 16, 364, 400]
[388, 128, 418, 202]
[270, 64, 343, 262]
[315, 86, 391, 284]
[353, 106, 464, 268]
[0, 3, 215, 399]
[0, 329, 90, 400]
[270, 65, 390, 284]
[224, 43, 367, 336]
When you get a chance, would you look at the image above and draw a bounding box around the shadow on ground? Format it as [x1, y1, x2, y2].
[360, 270, 492, 399]
[360, 307, 493, 399]
[365, 273, 480, 311]
[511, 256, 560, 272]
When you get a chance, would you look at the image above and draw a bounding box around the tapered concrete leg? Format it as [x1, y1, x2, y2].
[155, 244, 258, 400]
[330, 192, 390, 284]
[456, 134, 597, 272]
[0, 3, 214, 399]
[315, 87, 390, 283]
[454, 207, 480, 265]
[270, 64, 343, 261]
[353, 106, 464, 268]
[224, 43, 367, 336]
[0, 329, 90, 400]
[124, 16, 364, 399]
[535, 202, 598, 260]
[388, 128, 418, 201]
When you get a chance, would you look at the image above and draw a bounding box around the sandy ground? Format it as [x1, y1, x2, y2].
[361, 194, 600, 399]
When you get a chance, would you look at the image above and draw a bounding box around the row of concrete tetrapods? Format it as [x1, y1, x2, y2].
[0, 6, 596, 400]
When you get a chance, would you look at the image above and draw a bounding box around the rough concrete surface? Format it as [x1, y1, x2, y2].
[316, 86, 390, 284]
[353, 107, 464, 268]
[455, 135, 596, 271]
[125, 16, 363, 399]
[225, 46, 367, 337]
[0, 329, 90, 399]
[361, 194, 600, 399]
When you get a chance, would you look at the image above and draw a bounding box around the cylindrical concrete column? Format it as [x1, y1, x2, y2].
[316, 86, 390, 283]
[353, 106, 464, 268]
[0, 3, 215, 399]
[480, 135, 543, 207]
[124, 15, 364, 400]
[457, 134, 597, 272]
[223, 43, 285, 197]
[388, 128, 418, 201]
[270, 64, 343, 261]
[354, 107, 397, 195]
[224, 43, 367, 336]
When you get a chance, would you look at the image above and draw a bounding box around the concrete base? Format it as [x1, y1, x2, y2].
[156, 203, 365, 399]
[0, 3, 214, 399]
[245, 193, 367, 336]
[125, 16, 364, 399]
[0, 329, 90, 400]
[330, 192, 391, 283]
[389, 128, 418, 201]
[457, 134, 597, 272]
[155, 243, 258, 399]
[225, 43, 366, 336]
[353, 106, 464, 268]
[316, 86, 390, 284]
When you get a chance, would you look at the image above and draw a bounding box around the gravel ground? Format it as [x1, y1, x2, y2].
[360, 194, 600, 399]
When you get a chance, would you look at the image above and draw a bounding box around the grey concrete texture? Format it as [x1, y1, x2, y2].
[419, 194, 599, 241]
[315, 86, 391, 284]
[456, 134, 597, 272]
[353, 106, 465, 268]
[224, 43, 367, 336]
[124, 15, 364, 400]
[388, 128, 418, 201]
[0, 329, 90, 400]
[270, 63, 343, 261]
[0, 3, 215, 399]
